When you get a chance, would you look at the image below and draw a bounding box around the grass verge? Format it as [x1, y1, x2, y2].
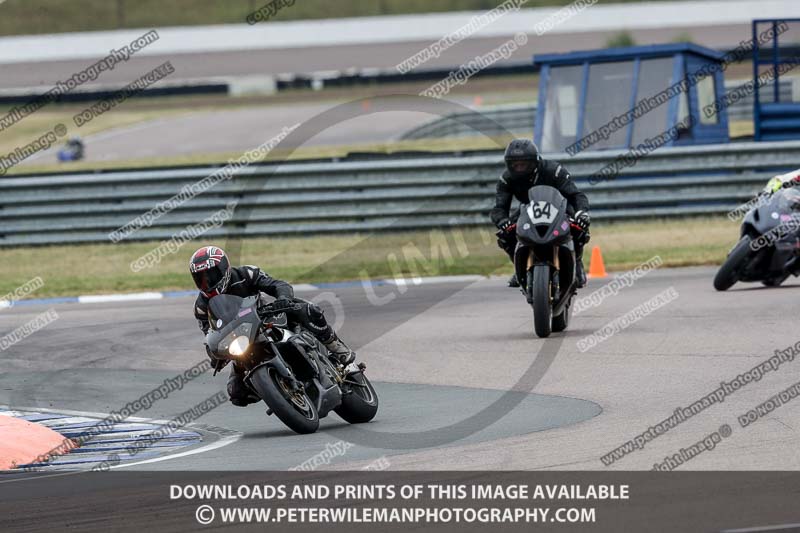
[2, 217, 739, 300]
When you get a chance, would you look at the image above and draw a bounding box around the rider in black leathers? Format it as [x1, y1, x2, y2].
[490, 139, 591, 288]
[189, 246, 354, 406]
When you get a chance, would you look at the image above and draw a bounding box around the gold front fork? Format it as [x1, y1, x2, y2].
[528, 247, 560, 270]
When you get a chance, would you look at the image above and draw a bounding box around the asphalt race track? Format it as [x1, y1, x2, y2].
[2, 266, 800, 472]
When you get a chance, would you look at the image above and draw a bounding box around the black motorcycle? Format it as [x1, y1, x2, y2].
[512, 185, 581, 338]
[205, 295, 378, 434]
[714, 187, 800, 291]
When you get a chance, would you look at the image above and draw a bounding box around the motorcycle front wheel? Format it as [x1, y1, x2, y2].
[532, 264, 553, 338]
[250, 366, 320, 434]
[713, 236, 753, 291]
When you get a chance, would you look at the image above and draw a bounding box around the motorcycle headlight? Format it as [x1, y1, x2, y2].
[228, 336, 251, 357]
[219, 323, 253, 357]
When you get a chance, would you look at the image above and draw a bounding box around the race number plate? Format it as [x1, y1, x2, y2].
[527, 201, 558, 225]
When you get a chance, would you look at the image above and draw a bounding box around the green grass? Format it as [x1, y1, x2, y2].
[0, 0, 674, 36]
[2, 217, 740, 300]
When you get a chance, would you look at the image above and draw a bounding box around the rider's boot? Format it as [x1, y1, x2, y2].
[323, 333, 356, 366]
[508, 273, 520, 288]
[576, 257, 587, 288]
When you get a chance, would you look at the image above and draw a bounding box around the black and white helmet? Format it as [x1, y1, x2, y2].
[189, 246, 231, 297]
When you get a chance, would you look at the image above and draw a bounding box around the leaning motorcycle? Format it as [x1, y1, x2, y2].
[512, 185, 581, 338]
[714, 187, 800, 291]
[205, 295, 378, 434]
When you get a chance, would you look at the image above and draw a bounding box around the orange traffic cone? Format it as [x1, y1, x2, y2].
[588, 246, 607, 279]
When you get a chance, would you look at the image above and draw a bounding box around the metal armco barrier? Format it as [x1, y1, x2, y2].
[2, 140, 800, 246]
[401, 103, 536, 140]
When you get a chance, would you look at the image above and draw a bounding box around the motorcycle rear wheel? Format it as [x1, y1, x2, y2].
[335, 371, 379, 424]
[762, 273, 789, 287]
[552, 295, 572, 332]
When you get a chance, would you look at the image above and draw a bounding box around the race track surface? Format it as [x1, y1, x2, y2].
[2, 267, 800, 471]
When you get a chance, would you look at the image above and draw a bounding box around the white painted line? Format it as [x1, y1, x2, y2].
[77, 292, 164, 304]
[1, 405, 160, 421]
[292, 284, 318, 292]
[36, 416, 96, 425]
[2, 405, 199, 426]
[0, 300, 11, 309]
[721, 524, 800, 533]
[15, 274, 492, 308]
[384, 275, 484, 286]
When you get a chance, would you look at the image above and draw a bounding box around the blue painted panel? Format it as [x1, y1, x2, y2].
[534, 64, 549, 146]
[683, 54, 729, 145]
[752, 18, 800, 141]
[533, 43, 725, 67]
[575, 62, 590, 141]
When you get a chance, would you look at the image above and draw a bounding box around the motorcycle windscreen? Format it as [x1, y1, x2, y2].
[207, 294, 245, 330]
[527, 185, 568, 213]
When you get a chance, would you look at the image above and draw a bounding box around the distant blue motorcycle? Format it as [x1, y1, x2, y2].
[57, 138, 84, 162]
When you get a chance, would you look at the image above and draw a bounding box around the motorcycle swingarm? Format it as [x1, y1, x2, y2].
[308, 378, 342, 419]
[285, 339, 343, 418]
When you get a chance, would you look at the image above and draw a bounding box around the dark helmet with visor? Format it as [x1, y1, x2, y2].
[504, 138, 540, 181]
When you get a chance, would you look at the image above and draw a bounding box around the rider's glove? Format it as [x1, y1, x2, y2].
[271, 295, 297, 312]
[496, 218, 514, 232]
[574, 210, 591, 231]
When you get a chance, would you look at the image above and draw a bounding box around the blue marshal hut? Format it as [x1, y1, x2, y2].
[532, 43, 730, 155]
